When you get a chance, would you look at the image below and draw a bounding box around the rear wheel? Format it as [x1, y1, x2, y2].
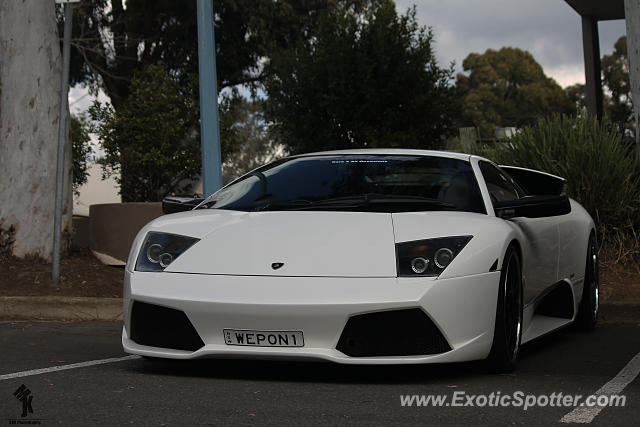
[575, 233, 598, 331]
[487, 246, 523, 373]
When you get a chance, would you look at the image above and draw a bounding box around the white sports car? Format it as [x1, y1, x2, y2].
[122, 149, 598, 371]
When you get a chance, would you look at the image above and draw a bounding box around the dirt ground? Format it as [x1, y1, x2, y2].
[599, 261, 640, 302]
[0, 250, 639, 301]
[0, 250, 124, 298]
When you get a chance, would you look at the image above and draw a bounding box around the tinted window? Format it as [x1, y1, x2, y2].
[203, 155, 486, 213]
[479, 161, 521, 202]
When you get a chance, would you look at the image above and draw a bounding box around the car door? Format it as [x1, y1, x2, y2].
[500, 166, 581, 284]
[478, 161, 559, 305]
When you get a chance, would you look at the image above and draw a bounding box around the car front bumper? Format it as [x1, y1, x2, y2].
[122, 270, 500, 364]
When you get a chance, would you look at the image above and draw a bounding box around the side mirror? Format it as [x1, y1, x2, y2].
[493, 195, 571, 219]
[162, 196, 205, 214]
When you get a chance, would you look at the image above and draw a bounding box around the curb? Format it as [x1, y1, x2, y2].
[0, 297, 638, 324]
[0, 296, 123, 321]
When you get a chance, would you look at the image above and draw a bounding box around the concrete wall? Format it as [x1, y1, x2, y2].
[73, 164, 121, 217]
[89, 203, 163, 265]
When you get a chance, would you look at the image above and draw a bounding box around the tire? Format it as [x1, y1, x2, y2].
[575, 233, 598, 331]
[487, 245, 523, 373]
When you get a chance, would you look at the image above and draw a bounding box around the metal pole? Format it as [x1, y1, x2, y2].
[52, 3, 73, 283]
[196, 0, 223, 197]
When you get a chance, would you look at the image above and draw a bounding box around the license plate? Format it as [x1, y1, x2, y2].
[223, 329, 304, 347]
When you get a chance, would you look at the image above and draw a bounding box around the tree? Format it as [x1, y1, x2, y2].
[91, 66, 203, 202]
[456, 47, 573, 137]
[601, 36, 633, 133]
[564, 83, 586, 114]
[63, 0, 338, 108]
[70, 115, 93, 195]
[222, 99, 285, 183]
[65, 1, 342, 196]
[561, 37, 634, 140]
[263, 1, 458, 154]
[0, 0, 72, 260]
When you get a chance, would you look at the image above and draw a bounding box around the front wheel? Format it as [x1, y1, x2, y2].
[487, 246, 523, 373]
[575, 233, 598, 331]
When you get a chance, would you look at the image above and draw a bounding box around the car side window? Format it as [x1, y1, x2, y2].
[479, 161, 521, 202]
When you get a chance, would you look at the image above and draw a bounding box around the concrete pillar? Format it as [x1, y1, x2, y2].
[625, 0, 640, 164]
[582, 16, 603, 119]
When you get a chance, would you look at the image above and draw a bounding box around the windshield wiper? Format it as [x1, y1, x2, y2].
[256, 194, 455, 211]
[254, 199, 314, 211]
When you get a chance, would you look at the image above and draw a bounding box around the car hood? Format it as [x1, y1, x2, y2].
[146, 210, 397, 277]
[128, 209, 510, 278]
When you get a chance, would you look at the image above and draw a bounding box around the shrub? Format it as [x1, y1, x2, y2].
[90, 65, 202, 202]
[476, 114, 640, 261]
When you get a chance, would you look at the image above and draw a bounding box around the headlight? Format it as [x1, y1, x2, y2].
[135, 232, 200, 272]
[396, 236, 472, 277]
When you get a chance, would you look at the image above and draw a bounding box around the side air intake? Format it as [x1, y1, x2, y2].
[337, 308, 451, 357]
[130, 301, 204, 351]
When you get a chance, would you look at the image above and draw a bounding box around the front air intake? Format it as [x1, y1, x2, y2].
[130, 301, 205, 351]
[336, 308, 451, 357]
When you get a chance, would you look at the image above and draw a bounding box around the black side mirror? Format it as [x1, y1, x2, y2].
[162, 196, 205, 214]
[493, 195, 571, 219]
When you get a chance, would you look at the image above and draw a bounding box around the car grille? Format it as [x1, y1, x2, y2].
[336, 308, 451, 357]
[129, 301, 205, 352]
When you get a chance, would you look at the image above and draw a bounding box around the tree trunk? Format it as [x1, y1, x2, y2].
[0, 0, 72, 260]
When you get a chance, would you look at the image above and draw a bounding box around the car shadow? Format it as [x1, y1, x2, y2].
[127, 356, 482, 384]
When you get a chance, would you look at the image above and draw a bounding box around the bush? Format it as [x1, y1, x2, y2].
[476, 114, 640, 261]
[70, 114, 93, 195]
[90, 65, 201, 202]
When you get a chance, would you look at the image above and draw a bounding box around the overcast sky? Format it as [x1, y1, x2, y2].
[395, 0, 627, 87]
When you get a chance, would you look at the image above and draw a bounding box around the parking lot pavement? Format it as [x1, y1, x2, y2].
[0, 322, 638, 426]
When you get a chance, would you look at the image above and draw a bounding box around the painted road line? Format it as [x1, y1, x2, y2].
[560, 350, 640, 423]
[0, 355, 141, 381]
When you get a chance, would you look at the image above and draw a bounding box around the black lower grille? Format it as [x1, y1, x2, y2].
[336, 308, 451, 357]
[130, 301, 204, 351]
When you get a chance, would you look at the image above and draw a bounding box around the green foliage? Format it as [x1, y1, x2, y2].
[476, 115, 640, 231]
[264, 1, 459, 153]
[602, 36, 634, 135]
[457, 47, 573, 138]
[563, 37, 633, 138]
[222, 99, 286, 183]
[70, 114, 93, 195]
[90, 66, 201, 202]
[564, 83, 585, 113]
[60, 0, 339, 108]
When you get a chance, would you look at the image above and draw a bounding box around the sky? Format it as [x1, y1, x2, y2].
[395, 0, 627, 87]
[70, 0, 628, 114]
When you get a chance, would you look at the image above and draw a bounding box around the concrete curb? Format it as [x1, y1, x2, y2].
[0, 297, 638, 324]
[0, 296, 123, 321]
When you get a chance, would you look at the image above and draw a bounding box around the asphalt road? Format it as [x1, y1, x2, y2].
[0, 322, 638, 426]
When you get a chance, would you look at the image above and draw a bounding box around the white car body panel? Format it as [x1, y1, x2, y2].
[122, 269, 500, 363]
[508, 215, 560, 304]
[166, 211, 397, 277]
[123, 149, 596, 364]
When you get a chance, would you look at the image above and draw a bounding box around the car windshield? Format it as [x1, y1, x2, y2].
[200, 154, 486, 213]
